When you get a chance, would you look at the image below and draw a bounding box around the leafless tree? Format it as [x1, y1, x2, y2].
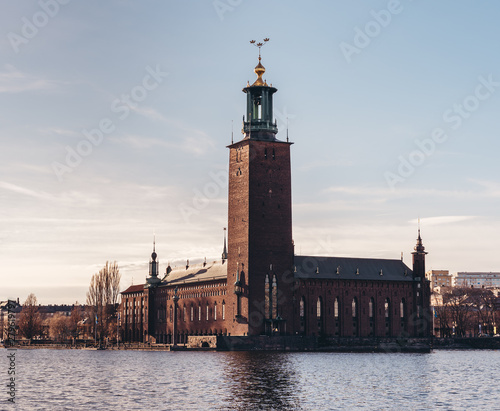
[18, 294, 43, 341]
[68, 303, 82, 340]
[441, 287, 474, 337]
[468, 288, 496, 335]
[49, 315, 70, 342]
[86, 261, 121, 343]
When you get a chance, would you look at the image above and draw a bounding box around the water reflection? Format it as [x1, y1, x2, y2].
[13, 349, 500, 410]
[221, 352, 301, 410]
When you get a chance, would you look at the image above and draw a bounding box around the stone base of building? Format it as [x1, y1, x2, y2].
[433, 337, 500, 350]
[215, 335, 432, 353]
[187, 336, 218, 349]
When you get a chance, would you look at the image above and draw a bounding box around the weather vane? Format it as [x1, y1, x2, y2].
[250, 38, 270, 59]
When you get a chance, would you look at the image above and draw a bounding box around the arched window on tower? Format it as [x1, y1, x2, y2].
[214, 302, 217, 321]
[271, 275, 278, 319]
[264, 274, 270, 320]
[222, 301, 225, 320]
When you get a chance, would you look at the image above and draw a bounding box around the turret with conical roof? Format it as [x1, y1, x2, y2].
[412, 228, 427, 280]
[146, 237, 161, 287]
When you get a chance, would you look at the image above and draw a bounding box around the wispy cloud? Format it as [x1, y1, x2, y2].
[468, 179, 500, 197]
[410, 216, 477, 226]
[112, 128, 215, 156]
[0, 181, 53, 200]
[0, 181, 101, 206]
[324, 185, 483, 200]
[0, 65, 59, 93]
[110, 135, 171, 149]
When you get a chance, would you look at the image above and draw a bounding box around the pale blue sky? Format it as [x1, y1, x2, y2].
[1, 1, 499, 304]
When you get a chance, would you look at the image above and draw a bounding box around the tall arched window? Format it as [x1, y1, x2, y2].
[334, 298, 339, 318]
[400, 298, 406, 333]
[385, 298, 391, 337]
[317, 297, 323, 335]
[214, 302, 217, 320]
[222, 301, 225, 320]
[299, 296, 306, 334]
[369, 297, 375, 336]
[190, 305, 194, 322]
[352, 297, 358, 337]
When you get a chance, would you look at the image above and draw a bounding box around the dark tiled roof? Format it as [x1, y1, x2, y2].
[121, 284, 145, 294]
[294, 255, 414, 282]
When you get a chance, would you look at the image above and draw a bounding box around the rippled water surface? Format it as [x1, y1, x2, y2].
[6, 349, 500, 410]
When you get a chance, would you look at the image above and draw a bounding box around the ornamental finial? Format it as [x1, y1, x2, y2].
[249, 38, 269, 86]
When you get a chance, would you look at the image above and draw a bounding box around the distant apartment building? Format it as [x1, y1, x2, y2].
[426, 270, 453, 290]
[456, 272, 500, 288]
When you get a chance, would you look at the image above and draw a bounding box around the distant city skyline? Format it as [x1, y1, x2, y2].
[1, 1, 499, 304]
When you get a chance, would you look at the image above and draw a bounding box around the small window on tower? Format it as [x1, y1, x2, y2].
[272, 148, 275, 160]
[264, 149, 267, 159]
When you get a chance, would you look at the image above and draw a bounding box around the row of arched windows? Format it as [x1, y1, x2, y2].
[308, 297, 406, 318]
[167, 302, 226, 323]
[301, 296, 407, 336]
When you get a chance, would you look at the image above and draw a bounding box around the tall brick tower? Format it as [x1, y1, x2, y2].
[226, 42, 294, 336]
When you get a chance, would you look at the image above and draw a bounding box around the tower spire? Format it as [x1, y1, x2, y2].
[222, 227, 228, 262]
[147, 235, 161, 287]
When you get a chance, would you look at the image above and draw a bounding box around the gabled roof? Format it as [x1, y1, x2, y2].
[294, 255, 414, 282]
[161, 260, 228, 285]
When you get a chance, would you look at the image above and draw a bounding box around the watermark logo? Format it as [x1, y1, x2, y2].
[339, 0, 412, 64]
[384, 74, 499, 189]
[7, 0, 71, 54]
[5, 300, 17, 404]
[51, 64, 168, 182]
[179, 168, 228, 223]
[213, 0, 243, 21]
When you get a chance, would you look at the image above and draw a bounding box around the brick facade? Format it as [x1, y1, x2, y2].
[119, 55, 431, 344]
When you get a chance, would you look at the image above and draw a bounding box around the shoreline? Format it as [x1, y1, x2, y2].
[4, 337, 499, 352]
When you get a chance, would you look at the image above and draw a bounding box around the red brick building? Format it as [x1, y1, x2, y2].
[121, 52, 431, 344]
